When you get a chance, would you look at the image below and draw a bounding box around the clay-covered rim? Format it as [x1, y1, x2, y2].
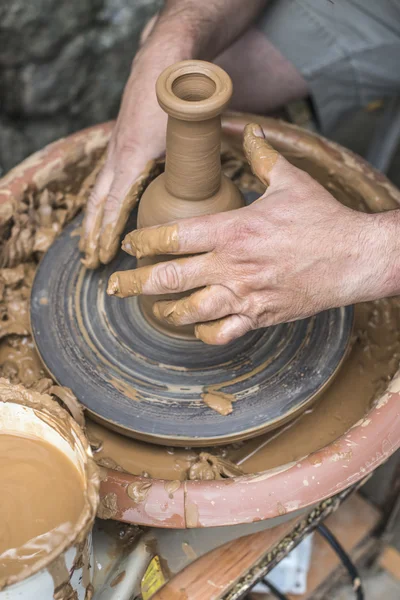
[0, 380, 100, 588]
[1, 113, 400, 529]
[156, 59, 233, 121]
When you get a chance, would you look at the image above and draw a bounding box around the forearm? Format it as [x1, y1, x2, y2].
[337, 208, 400, 309]
[142, 0, 268, 64]
[363, 209, 400, 300]
[118, 0, 267, 154]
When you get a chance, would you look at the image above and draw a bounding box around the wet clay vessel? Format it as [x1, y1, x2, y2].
[2, 114, 400, 530]
[137, 60, 244, 337]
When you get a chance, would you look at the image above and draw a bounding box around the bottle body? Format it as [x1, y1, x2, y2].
[138, 171, 243, 338]
[137, 60, 245, 338]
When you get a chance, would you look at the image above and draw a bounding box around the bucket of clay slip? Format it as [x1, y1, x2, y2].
[0, 379, 99, 599]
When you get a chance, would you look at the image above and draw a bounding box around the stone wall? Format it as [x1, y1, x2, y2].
[0, 0, 161, 175]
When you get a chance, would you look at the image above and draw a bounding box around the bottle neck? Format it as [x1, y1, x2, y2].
[164, 116, 222, 201]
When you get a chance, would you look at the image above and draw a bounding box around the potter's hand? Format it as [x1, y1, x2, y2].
[107, 123, 395, 344]
[78, 69, 167, 269]
[79, 0, 266, 269]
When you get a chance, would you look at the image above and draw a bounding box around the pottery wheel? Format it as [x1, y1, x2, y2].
[31, 202, 354, 446]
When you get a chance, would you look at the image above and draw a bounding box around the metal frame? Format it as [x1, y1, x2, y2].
[223, 455, 400, 599]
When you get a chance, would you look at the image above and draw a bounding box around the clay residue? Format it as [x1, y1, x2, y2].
[47, 554, 78, 600]
[0, 432, 85, 581]
[0, 335, 46, 386]
[126, 480, 152, 504]
[188, 452, 244, 480]
[243, 123, 278, 185]
[0, 264, 36, 338]
[122, 223, 179, 259]
[0, 154, 100, 268]
[86, 420, 197, 480]
[164, 480, 181, 498]
[49, 385, 86, 429]
[202, 390, 236, 416]
[96, 457, 125, 472]
[97, 492, 118, 520]
[194, 318, 227, 345]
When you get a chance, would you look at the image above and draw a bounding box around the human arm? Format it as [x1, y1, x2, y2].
[106, 123, 400, 344]
[80, 0, 267, 267]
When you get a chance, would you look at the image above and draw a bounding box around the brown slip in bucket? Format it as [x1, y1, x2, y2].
[0, 379, 99, 597]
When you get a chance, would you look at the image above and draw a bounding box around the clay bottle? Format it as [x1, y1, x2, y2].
[137, 60, 244, 338]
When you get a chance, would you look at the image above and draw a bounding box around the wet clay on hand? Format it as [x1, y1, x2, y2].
[119, 61, 244, 338]
[0, 432, 85, 579]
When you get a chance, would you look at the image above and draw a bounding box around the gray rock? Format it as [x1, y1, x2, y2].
[0, 0, 101, 66]
[5, 32, 96, 115]
[0, 117, 29, 175]
[73, 0, 161, 124]
[0, 0, 160, 171]
[24, 115, 72, 150]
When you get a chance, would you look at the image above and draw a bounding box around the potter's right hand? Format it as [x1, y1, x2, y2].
[107, 124, 400, 344]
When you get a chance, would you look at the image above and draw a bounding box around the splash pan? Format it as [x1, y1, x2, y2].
[2, 113, 400, 529]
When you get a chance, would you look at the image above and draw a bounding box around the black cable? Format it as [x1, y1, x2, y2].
[317, 523, 365, 600]
[248, 524, 364, 600]
[262, 578, 289, 600]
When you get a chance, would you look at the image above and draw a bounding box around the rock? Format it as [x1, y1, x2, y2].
[0, 0, 100, 66]
[23, 115, 72, 150]
[72, 0, 162, 124]
[0, 117, 29, 174]
[0, 0, 161, 171]
[4, 32, 96, 115]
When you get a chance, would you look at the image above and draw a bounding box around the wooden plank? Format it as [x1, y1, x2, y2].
[155, 494, 380, 600]
[379, 546, 400, 582]
[248, 494, 381, 600]
[153, 516, 303, 600]
[287, 493, 380, 599]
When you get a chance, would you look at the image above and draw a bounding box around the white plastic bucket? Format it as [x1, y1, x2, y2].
[0, 379, 99, 599]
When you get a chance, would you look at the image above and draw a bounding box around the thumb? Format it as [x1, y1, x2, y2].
[243, 123, 290, 187]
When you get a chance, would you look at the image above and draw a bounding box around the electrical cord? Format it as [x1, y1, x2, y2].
[247, 523, 365, 600]
[317, 523, 365, 600]
[262, 578, 290, 599]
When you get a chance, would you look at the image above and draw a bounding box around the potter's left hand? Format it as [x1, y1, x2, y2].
[107, 123, 397, 344]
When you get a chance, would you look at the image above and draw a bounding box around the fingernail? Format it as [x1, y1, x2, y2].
[252, 124, 265, 138]
[107, 275, 119, 296]
[122, 232, 137, 256]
